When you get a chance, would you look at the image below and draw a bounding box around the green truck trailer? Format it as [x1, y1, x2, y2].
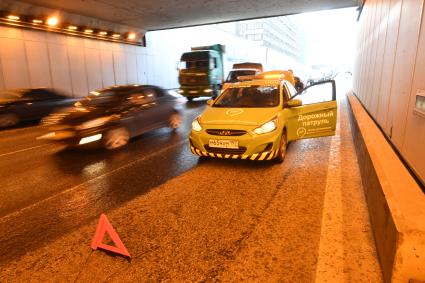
[178, 44, 224, 101]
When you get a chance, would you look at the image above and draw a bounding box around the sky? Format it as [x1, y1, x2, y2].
[290, 7, 358, 71]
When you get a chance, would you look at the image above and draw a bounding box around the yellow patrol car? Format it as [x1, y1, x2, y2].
[189, 71, 337, 162]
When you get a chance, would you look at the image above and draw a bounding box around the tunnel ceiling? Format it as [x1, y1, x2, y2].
[18, 0, 359, 31]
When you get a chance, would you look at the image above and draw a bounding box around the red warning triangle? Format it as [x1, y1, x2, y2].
[91, 214, 130, 258]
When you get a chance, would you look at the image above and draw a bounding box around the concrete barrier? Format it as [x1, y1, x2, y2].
[347, 93, 425, 283]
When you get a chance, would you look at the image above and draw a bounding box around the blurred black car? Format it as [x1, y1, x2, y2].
[0, 88, 76, 128]
[40, 85, 181, 150]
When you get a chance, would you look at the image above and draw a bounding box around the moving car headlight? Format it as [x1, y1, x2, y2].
[76, 117, 111, 130]
[192, 118, 202, 132]
[253, 118, 277, 135]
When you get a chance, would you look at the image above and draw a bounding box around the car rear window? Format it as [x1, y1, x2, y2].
[225, 70, 257, 83]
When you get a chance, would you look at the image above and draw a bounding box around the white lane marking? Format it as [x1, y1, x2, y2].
[0, 139, 187, 223]
[0, 143, 53, 158]
[315, 100, 344, 282]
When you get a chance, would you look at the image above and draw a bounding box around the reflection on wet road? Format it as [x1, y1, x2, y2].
[0, 99, 205, 265]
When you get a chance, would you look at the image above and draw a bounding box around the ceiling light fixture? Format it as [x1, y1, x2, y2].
[47, 16, 59, 26]
[127, 32, 136, 40]
[0, 11, 142, 46]
[7, 15, 20, 21]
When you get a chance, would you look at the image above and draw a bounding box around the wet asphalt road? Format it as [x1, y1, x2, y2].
[0, 98, 206, 266]
[0, 80, 382, 282]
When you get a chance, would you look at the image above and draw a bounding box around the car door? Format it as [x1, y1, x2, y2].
[284, 80, 337, 140]
[150, 86, 176, 123]
[127, 87, 163, 135]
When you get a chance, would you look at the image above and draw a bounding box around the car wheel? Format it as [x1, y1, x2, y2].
[169, 113, 181, 130]
[276, 129, 287, 163]
[0, 114, 19, 128]
[104, 127, 130, 150]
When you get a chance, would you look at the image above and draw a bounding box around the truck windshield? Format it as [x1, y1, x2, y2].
[213, 85, 280, 108]
[182, 60, 209, 69]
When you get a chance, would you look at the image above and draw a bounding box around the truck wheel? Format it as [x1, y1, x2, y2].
[276, 130, 287, 163]
[213, 85, 221, 98]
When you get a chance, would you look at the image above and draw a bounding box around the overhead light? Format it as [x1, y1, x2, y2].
[7, 15, 20, 21]
[112, 34, 120, 38]
[32, 19, 43, 24]
[84, 29, 93, 34]
[68, 25, 78, 31]
[47, 16, 59, 26]
[98, 31, 107, 36]
[127, 32, 136, 40]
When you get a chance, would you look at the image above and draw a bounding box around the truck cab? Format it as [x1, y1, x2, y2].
[178, 44, 224, 101]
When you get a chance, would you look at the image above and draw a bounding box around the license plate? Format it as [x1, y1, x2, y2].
[209, 139, 238, 149]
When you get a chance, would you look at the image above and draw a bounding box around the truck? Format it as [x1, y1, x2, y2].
[178, 44, 225, 101]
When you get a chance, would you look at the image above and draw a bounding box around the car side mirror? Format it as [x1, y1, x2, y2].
[207, 99, 214, 106]
[286, 99, 302, 108]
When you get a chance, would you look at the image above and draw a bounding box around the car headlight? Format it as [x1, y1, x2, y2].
[76, 117, 111, 130]
[253, 118, 277, 135]
[192, 118, 202, 132]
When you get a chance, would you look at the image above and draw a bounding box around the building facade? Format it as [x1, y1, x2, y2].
[235, 17, 305, 63]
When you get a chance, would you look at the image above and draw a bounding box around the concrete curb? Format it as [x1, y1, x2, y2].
[347, 93, 425, 283]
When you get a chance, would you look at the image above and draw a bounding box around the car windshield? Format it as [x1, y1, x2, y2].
[225, 70, 256, 83]
[77, 90, 126, 107]
[213, 85, 280, 108]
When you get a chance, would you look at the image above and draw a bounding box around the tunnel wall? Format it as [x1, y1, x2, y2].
[353, 0, 425, 185]
[0, 26, 149, 97]
[0, 24, 303, 96]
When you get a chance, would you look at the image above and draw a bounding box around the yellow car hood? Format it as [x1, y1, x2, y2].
[200, 106, 279, 126]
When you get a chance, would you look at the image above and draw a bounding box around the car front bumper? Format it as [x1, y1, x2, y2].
[38, 126, 105, 147]
[189, 128, 281, 161]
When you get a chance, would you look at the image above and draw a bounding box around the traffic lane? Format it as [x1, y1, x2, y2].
[0, 100, 205, 218]
[0, 136, 332, 282]
[0, 136, 199, 267]
[0, 122, 50, 156]
[0, 101, 205, 266]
